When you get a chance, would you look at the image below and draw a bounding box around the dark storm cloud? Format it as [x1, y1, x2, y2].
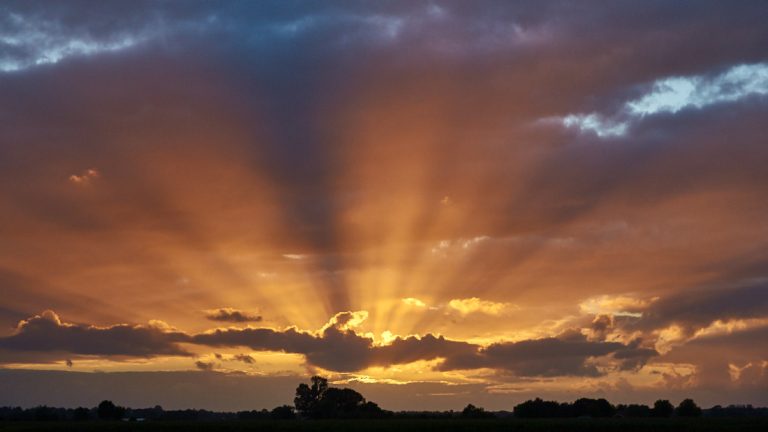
[205, 308, 262, 323]
[0, 311, 190, 360]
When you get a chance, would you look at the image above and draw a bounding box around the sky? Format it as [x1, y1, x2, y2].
[1, 0, 767, 411]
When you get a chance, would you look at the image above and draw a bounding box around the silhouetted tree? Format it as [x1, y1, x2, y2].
[293, 376, 389, 419]
[270, 405, 296, 419]
[294, 375, 328, 417]
[676, 399, 702, 417]
[359, 401, 387, 418]
[651, 399, 674, 417]
[318, 387, 366, 417]
[97, 400, 125, 420]
[461, 404, 494, 418]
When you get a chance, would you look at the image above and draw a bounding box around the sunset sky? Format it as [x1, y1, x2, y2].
[1, 1, 768, 411]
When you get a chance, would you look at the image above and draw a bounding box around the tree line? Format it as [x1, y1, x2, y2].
[512, 397, 703, 418]
[1, 376, 767, 421]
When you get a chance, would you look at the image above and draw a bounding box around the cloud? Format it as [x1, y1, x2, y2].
[0, 310, 191, 360]
[440, 331, 657, 377]
[627, 63, 768, 116]
[232, 353, 255, 364]
[430, 236, 491, 257]
[374, 334, 477, 367]
[204, 308, 262, 323]
[190, 311, 654, 376]
[282, 254, 306, 260]
[589, 314, 614, 341]
[190, 322, 477, 373]
[558, 62, 768, 137]
[0, 1, 172, 73]
[401, 297, 514, 316]
[634, 280, 768, 335]
[659, 323, 768, 390]
[320, 310, 369, 331]
[560, 114, 628, 138]
[195, 329, 363, 371]
[195, 360, 215, 371]
[402, 297, 427, 308]
[68, 168, 100, 184]
[579, 294, 650, 317]
[447, 297, 515, 316]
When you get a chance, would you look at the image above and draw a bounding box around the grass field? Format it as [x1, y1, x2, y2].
[2, 418, 768, 432]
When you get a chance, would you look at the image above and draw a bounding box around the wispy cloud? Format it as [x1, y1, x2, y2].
[558, 62, 768, 137]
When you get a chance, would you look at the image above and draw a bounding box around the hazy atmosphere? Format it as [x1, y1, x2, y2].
[1, 0, 767, 411]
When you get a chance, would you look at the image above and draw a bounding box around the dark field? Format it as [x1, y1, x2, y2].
[2, 418, 768, 432]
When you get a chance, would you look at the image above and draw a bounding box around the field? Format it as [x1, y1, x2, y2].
[2, 418, 768, 432]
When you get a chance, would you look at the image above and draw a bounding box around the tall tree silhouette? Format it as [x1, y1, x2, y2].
[294, 376, 328, 417]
